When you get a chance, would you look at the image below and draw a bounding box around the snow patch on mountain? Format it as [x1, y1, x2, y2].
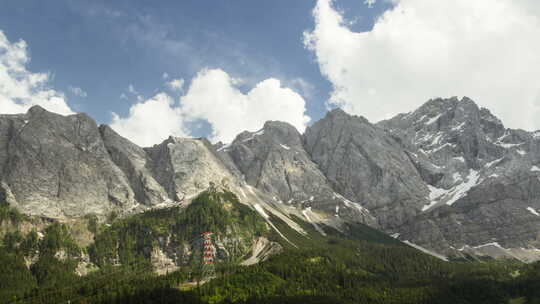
[242, 129, 265, 142]
[485, 157, 503, 168]
[333, 192, 370, 215]
[403, 240, 448, 261]
[473, 242, 503, 249]
[527, 207, 539, 216]
[429, 133, 443, 146]
[237, 187, 247, 198]
[451, 122, 466, 131]
[446, 170, 480, 206]
[428, 143, 456, 154]
[496, 141, 525, 149]
[279, 144, 290, 150]
[216, 143, 231, 152]
[458, 242, 540, 262]
[426, 114, 442, 125]
[302, 207, 327, 236]
[423, 169, 481, 211]
[415, 115, 428, 124]
[423, 185, 447, 211]
[516, 149, 527, 156]
[254, 204, 269, 219]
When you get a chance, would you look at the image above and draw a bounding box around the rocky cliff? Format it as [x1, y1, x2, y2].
[378, 97, 540, 260]
[304, 109, 428, 230]
[220, 120, 376, 227]
[0, 106, 137, 219]
[2, 99, 540, 262]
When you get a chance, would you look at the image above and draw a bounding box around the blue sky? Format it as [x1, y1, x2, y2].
[1, 0, 539, 146]
[0, 1, 387, 137]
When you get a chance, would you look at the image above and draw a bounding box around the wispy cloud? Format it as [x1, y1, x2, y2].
[128, 84, 138, 95]
[288, 78, 316, 99]
[68, 86, 87, 98]
[364, 0, 377, 8]
[166, 78, 184, 92]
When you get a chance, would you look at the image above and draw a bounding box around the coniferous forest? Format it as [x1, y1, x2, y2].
[1, 191, 540, 304]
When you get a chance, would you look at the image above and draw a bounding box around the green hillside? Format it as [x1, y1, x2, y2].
[1, 191, 539, 304]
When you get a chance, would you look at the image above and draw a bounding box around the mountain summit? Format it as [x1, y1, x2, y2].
[1, 97, 540, 262]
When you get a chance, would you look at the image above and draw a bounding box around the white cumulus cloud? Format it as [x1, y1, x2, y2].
[0, 30, 73, 115]
[305, 0, 540, 130]
[110, 68, 310, 146]
[110, 93, 185, 147]
[181, 68, 310, 143]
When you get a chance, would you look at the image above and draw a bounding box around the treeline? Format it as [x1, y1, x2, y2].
[0, 190, 269, 303]
[0, 221, 82, 302]
[2, 193, 540, 304]
[196, 239, 530, 304]
[3, 234, 539, 304]
[89, 189, 267, 267]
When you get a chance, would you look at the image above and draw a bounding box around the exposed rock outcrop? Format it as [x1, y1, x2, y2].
[3, 99, 540, 262]
[379, 97, 540, 258]
[304, 109, 428, 229]
[222, 120, 376, 226]
[0, 106, 136, 219]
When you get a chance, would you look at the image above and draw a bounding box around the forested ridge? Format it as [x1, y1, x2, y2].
[1, 192, 539, 304]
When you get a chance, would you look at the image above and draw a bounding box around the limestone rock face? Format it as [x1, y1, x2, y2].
[378, 97, 540, 259]
[304, 109, 428, 229]
[99, 125, 168, 207]
[0, 106, 259, 219]
[144, 137, 241, 203]
[0, 106, 136, 218]
[222, 121, 376, 226]
[3, 99, 540, 262]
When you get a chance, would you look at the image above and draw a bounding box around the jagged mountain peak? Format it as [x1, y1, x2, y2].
[376, 97, 540, 259]
[418, 96, 478, 111]
[157, 135, 210, 147]
[324, 106, 373, 125]
[25, 104, 95, 124]
[2, 99, 540, 264]
[386, 96, 500, 126]
[0, 106, 137, 219]
[25, 104, 63, 118]
[262, 120, 298, 131]
[26, 104, 47, 115]
[305, 104, 429, 230]
[392, 96, 486, 127]
[229, 121, 303, 151]
[326, 107, 348, 117]
[379, 96, 510, 159]
[479, 107, 504, 127]
[220, 111, 378, 227]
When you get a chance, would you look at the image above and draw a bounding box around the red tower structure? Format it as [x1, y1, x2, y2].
[201, 232, 216, 277]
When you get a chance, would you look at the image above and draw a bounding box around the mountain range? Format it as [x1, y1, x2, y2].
[1, 96, 540, 267]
